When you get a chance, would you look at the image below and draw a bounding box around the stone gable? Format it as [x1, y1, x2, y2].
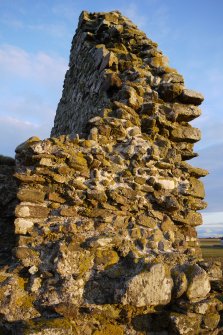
[0, 10, 222, 335]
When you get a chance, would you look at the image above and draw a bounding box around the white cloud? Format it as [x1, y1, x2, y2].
[0, 44, 67, 156]
[197, 227, 223, 238]
[0, 106, 54, 157]
[197, 212, 223, 237]
[0, 44, 67, 87]
[202, 212, 223, 225]
[0, 45, 30, 76]
[0, 95, 55, 126]
[0, 116, 38, 129]
[0, 116, 39, 157]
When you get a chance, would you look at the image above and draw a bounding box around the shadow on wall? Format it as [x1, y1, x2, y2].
[83, 253, 144, 305]
[0, 155, 19, 268]
[82, 253, 173, 333]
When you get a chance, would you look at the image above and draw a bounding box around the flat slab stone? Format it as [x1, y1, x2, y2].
[173, 104, 202, 121]
[171, 126, 201, 142]
[179, 89, 204, 105]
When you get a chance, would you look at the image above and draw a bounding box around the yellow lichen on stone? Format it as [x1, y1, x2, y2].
[95, 248, 119, 268]
[93, 324, 124, 335]
[24, 317, 73, 333]
[0, 274, 8, 283]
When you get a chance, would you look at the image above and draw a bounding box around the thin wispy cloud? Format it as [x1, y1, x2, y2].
[0, 9, 72, 39]
[0, 116, 39, 156]
[194, 143, 223, 216]
[0, 44, 66, 156]
[52, 2, 79, 21]
[1, 17, 71, 39]
[0, 44, 67, 87]
[0, 95, 55, 124]
[184, 62, 223, 151]
[198, 228, 223, 238]
[198, 212, 223, 237]
[203, 212, 223, 223]
[151, 5, 171, 37]
[0, 17, 24, 29]
[0, 116, 38, 128]
[121, 1, 171, 38]
[0, 103, 55, 156]
[193, 118, 223, 149]
[121, 1, 177, 52]
[205, 68, 223, 105]
[122, 3, 147, 28]
[27, 22, 70, 39]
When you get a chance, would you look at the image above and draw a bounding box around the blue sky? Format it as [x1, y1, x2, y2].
[0, 0, 222, 237]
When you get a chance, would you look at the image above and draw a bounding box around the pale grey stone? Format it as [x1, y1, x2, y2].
[122, 264, 173, 307]
[186, 264, 211, 301]
[14, 218, 34, 234]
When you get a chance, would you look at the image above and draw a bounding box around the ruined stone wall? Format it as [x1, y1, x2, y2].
[0, 155, 18, 267]
[0, 10, 222, 335]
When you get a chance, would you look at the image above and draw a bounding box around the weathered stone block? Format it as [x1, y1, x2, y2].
[179, 89, 204, 105]
[14, 173, 45, 183]
[171, 126, 201, 142]
[15, 218, 34, 234]
[173, 103, 202, 121]
[158, 82, 183, 101]
[0, 276, 40, 322]
[122, 264, 173, 307]
[202, 312, 220, 330]
[15, 205, 49, 218]
[186, 264, 211, 301]
[17, 188, 45, 203]
[170, 313, 202, 335]
[188, 177, 205, 199]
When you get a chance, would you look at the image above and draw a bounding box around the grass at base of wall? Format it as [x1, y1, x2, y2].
[199, 238, 223, 269]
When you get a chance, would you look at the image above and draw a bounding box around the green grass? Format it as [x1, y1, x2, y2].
[199, 238, 223, 268]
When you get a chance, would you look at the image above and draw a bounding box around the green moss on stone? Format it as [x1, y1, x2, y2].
[93, 324, 124, 335]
